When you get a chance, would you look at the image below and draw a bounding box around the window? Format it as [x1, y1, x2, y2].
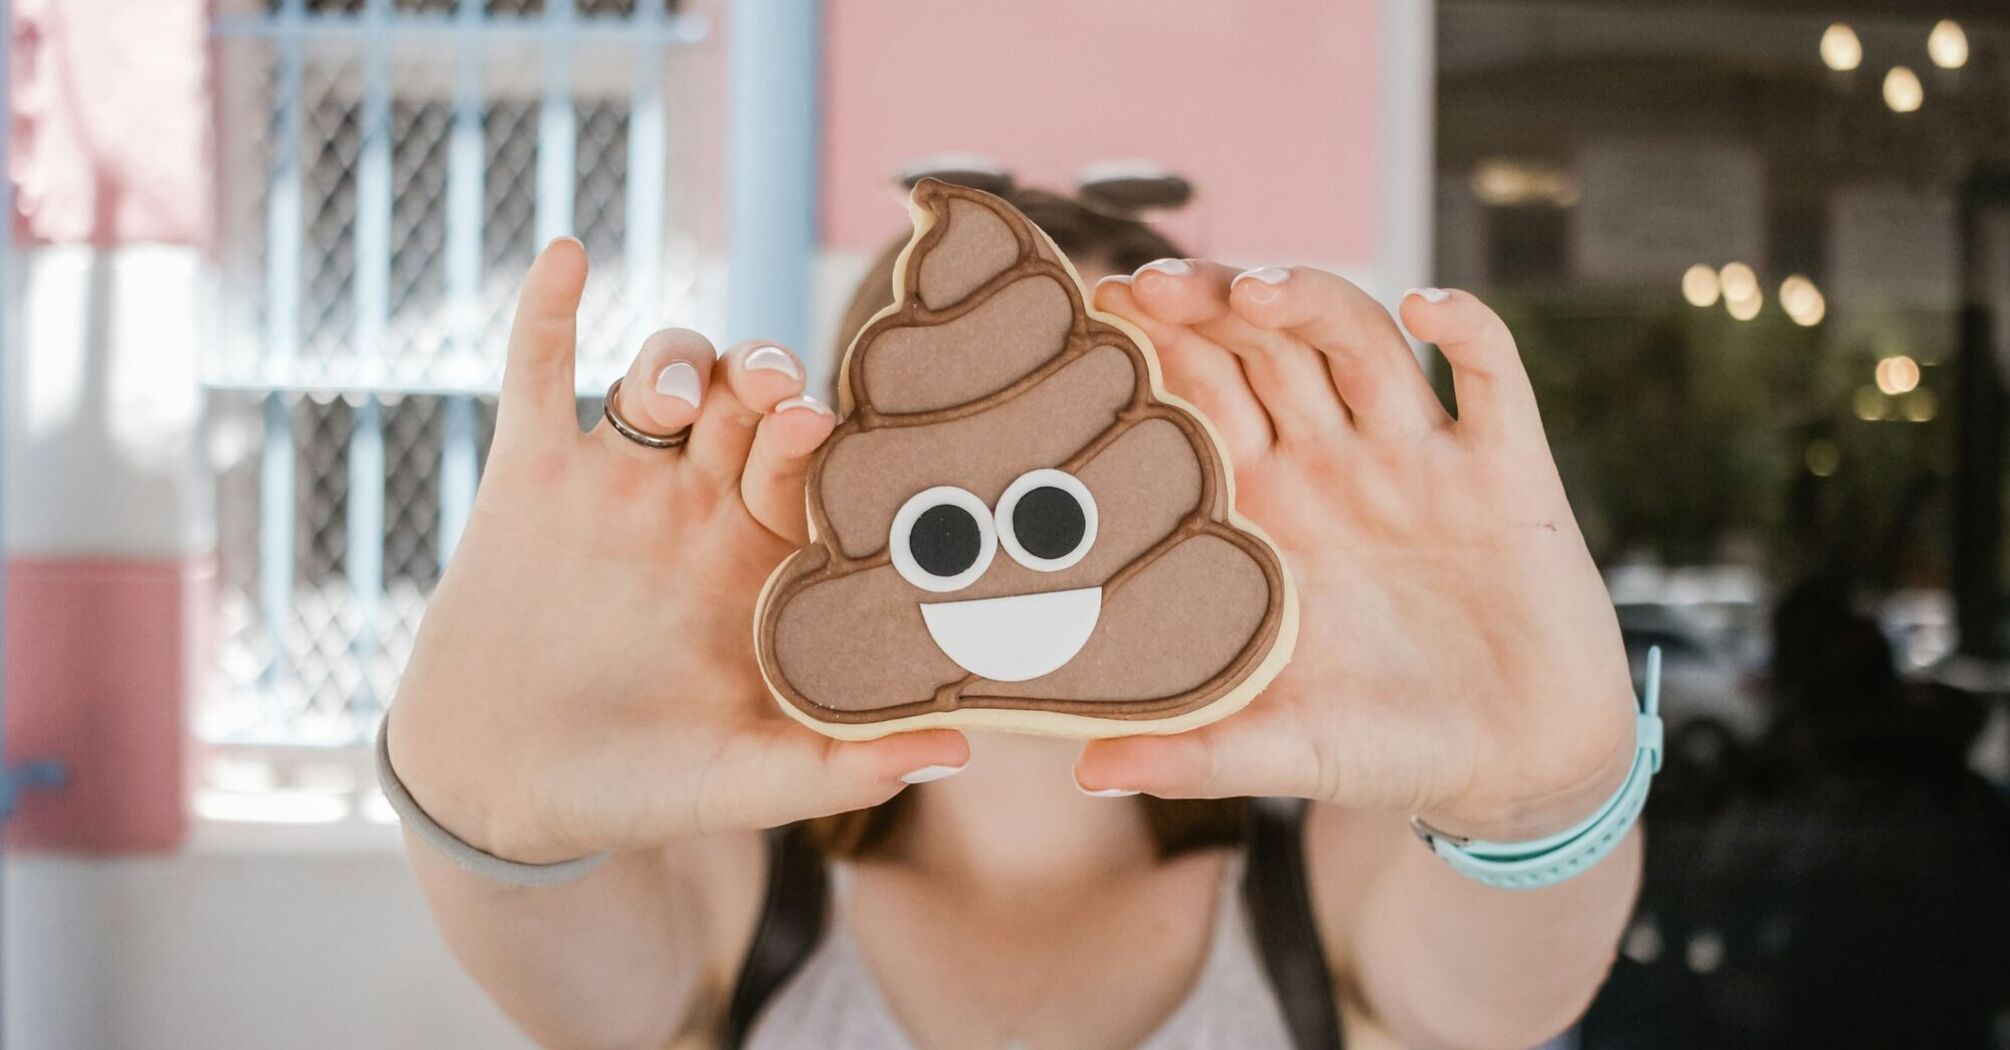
[197, 0, 711, 826]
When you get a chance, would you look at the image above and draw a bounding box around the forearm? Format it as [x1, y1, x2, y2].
[1346, 814, 1640, 1050]
[407, 838, 721, 1049]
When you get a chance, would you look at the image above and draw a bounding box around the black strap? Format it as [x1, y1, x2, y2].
[1244, 797, 1345, 1050]
[720, 823, 829, 1049]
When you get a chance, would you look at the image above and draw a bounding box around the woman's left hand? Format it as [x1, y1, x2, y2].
[1075, 262, 1636, 841]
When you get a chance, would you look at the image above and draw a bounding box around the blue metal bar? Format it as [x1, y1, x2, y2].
[438, 0, 485, 564]
[535, 0, 577, 248]
[626, 1, 668, 345]
[438, 398, 477, 564]
[347, 0, 393, 715]
[724, 0, 820, 352]
[260, 0, 307, 693]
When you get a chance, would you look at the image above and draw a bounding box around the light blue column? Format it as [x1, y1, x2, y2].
[260, 0, 307, 696]
[536, 0, 577, 249]
[437, 0, 484, 563]
[724, 0, 820, 353]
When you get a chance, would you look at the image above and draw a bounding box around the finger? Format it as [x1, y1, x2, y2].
[1397, 288, 1545, 447]
[497, 237, 589, 452]
[1128, 259, 1349, 442]
[1229, 267, 1450, 440]
[697, 726, 971, 833]
[742, 394, 838, 543]
[1072, 703, 1311, 801]
[596, 328, 715, 451]
[685, 342, 809, 481]
[1093, 275, 1273, 467]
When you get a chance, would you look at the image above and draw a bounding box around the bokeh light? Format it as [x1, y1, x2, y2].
[1820, 23, 1863, 72]
[1682, 263, 1722, 307]
[1883, 66, 1924, 113]
[1928, 20, 1968, 70]
[1875, 354, 1921, 396]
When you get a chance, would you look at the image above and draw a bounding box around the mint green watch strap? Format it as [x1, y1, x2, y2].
[1412, 647, 1664, 891]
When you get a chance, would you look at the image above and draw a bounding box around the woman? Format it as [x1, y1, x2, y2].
[385, 185, 1643, 1049]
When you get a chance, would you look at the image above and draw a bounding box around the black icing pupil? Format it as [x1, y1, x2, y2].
[1013, 486, 1087, 560]
[910, 504, 983, 578]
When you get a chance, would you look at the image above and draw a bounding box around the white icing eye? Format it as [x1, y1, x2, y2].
[890, 486, 998, 593]
[995, 468, 1098, 572]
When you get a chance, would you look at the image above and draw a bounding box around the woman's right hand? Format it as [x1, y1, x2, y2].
[387, 238, 969, 865]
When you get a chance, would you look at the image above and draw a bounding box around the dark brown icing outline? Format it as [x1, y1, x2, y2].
[758, 180, 1288, 724]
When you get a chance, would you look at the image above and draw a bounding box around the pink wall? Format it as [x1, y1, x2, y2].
[6, 0, 210, 852]
[822, 0, 1383, 264]
[9, 0, 210, 246]
[3, 560, 205, 853]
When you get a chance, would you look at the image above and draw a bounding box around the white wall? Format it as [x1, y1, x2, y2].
[5, 852, 534, 1050]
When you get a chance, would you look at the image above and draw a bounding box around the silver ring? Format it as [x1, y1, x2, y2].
[602, 378, 691, 449]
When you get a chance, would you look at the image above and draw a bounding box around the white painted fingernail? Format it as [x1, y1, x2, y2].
[900, 764, 966, 785]
[1238, 266, 1290, 286]
[743, 346, 803, 379]
[1139, 258, 1192, 277]
[1407, 287, 1451, 303]
[1096, 274, 1133, 288]
[653, 360, 702, 407]
[1079, 785, 1141, 798]
[776, 394, 833, 417]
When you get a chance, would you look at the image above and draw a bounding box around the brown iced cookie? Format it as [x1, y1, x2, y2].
[754, 180, 1297, 739]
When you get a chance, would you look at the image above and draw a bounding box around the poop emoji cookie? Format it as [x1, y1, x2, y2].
[755, 180, 1296, 739]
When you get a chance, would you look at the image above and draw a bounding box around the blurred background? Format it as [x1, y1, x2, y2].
[2, 0, 2007, 1047]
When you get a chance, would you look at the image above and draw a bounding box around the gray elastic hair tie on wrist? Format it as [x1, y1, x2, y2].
[375, 718, 607, 888]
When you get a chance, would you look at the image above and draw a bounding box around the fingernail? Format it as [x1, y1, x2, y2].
[743, 346, 803, 379]
[547, 234, 583, 250]
[1139, 258, 1192, 277]
[900, 764, 966, 785]
[776, 394, 833, 417]
[1078, 784, 1141, 798]
[1236, 266, 1290, 303]
[653, 360, 702, 407]
[1096, 274, 1133, 289]
[1406, 287, 1452, 303]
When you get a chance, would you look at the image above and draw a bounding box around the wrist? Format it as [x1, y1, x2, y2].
[1411, 647, 1663, 891]
[1418, 725, 1635, 844]
[385, 701, 581, 867]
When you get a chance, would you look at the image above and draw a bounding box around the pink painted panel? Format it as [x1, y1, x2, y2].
[8, 0, 211, 247]
[822, 0, 1382, 263]
[3, 557, 209, 854]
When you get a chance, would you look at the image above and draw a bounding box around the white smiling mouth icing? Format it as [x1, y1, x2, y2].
[918, 587, 1103, 682]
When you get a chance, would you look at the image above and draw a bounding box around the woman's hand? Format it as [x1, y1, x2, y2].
[1077, 263, 1634, 841]
[388, 239, 968, 864]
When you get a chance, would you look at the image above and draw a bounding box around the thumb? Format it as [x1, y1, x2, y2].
[687, 725, 971, 834]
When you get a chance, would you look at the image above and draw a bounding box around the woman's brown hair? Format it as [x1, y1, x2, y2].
[807, 184, 1247, 860]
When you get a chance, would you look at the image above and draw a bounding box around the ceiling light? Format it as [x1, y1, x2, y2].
[1884, 66, 1924, 113]
[1682, 264, 1721, 307]
[1780, 275, 1827, 326]
[1718, 262, 1759, 304]
[1821, 23, 1863, 72]
[1928, 20, 1968, 70]
[1875, 354, 1921, 395]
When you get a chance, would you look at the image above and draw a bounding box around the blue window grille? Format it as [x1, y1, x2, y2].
[200, 0, 712, 806]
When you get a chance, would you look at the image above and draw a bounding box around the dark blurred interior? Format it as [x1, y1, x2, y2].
[1437, 1, 2010, 1045]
